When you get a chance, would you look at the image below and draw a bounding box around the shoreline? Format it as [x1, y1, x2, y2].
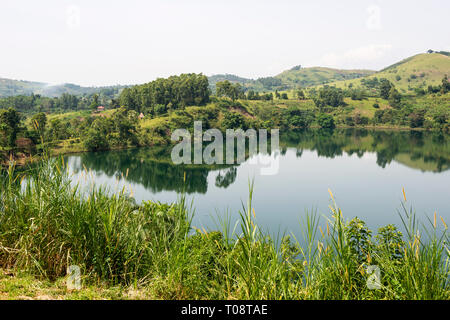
[1, 125, 444, 168]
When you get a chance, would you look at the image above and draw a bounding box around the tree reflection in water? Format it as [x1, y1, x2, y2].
[66, 129, 449, 194]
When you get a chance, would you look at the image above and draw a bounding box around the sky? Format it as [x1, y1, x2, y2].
[0, 0, 449, 86]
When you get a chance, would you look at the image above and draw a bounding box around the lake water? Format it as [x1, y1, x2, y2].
[64, 129, 450, 237]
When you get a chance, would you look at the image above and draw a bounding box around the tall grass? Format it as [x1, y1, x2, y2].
[0, 159, 448, 299]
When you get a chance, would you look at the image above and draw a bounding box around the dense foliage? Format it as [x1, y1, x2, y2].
[119, 73, 210, 114]
[0, 90, 119, 114]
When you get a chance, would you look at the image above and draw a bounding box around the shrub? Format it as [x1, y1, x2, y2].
[317, 113, 335, 129]
[222, 111, 247, 130]
[345, 116, 355, 126]
[409, 111, 425, 128]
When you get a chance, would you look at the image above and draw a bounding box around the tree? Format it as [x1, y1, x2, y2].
[222, 112, 247, 129]
[354, 113, 369, 125]
[282, 108, 315, 128]
[89, 94, 100, 110]
[350, 88, 365, 100]
[379, 79, 393, 99]
[441, 75, 450, 94]
[216, 81, 242, 101]
[83, 128, 109, 151]
[112, 107, 139, 145]
[296, 89, 305, 100]
[409, 111, 425, 128]
[388, 87, 402, 108]
[247, 90, 256, 100]
[433, 113, 447, 126]
[317, 113, 335, 129]
[48, 119, 70, 140]
[0, 108, 21, 147]
[118, 73, 210, 112]
[313, 86, 345, 110]
[119, 87, 139, 111]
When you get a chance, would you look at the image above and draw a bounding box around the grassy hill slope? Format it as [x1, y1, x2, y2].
[275, 66, 374, 88]
[0, 78, 46, 97]
[208, 67, 375, 92]
[322, 52, 450, 93]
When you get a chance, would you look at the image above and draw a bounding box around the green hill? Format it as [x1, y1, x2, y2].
[0, 78, 46, 97]
[208, 67, 374, 92]
[0, 77, 127, 98]
[275, 66, 375, 88]
[322, 52, 450, 93]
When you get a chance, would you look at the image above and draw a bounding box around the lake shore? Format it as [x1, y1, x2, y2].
[1, 124, 439, 169]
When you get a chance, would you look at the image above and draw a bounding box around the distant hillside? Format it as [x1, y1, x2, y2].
[208, 67, 374, 92]
[208, 74, 254, 86]
[323, 52, 450, 93]
[0, 78, 46, 96]
[207, 74, 256, 92]
[0, 78, 127, 98]
[275, 67, 375, 88]
[38, 83, 128, 97]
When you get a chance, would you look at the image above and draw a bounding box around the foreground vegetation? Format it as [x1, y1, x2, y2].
[0, 159, 448, 300]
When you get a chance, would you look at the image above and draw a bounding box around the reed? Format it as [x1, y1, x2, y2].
[0, 159, 448, 299]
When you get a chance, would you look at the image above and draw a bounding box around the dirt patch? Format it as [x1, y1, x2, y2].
[230, 107, 255, 119]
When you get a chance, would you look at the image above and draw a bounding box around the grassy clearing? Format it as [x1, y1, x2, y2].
[275, 67, 374, 88]
[343, 97, 389, 118]
[0, 159, 448, 300]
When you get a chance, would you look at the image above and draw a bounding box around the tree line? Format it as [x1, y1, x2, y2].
[119, 73, 210, 115]
[0, 90, 120, 114]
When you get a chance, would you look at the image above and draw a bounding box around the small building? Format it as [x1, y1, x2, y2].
[97, 106, 105, 112]
[138, 112, 145, 120]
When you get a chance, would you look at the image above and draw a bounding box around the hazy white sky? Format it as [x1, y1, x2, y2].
[1, 0, 449, 86]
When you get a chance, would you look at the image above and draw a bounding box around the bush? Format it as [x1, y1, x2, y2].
[354, 113, 369, 126]
[345, 116, 355, 126]
[317, 113, 335, 129]
[83, 128, 109, 151]
[282, 108, 315, 128]
[409, 111, 425, 128]
[222, 111, 247, 130]
[313, 86, 345, 109]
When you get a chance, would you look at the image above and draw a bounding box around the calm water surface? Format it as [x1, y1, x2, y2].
[64, 129, 450, 237]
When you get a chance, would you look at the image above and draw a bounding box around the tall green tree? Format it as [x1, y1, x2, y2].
[89, 94, 100, 110]
[313, 86, 345, 111]
[118, 73, 209, 112]
[380, 79, 393, 99]
[441, 75, 450, 94]
[296, 89, 305, 100]
[0, 108, 21, 147]
[216, 81, 243, 101]
[388, 87, 402, 108]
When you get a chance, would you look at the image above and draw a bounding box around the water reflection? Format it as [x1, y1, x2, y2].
[66, 129, 449, 194]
